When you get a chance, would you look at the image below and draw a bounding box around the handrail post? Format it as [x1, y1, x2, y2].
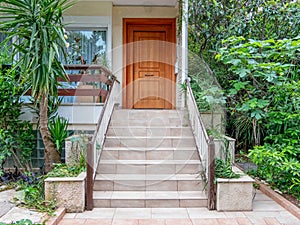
[208, 135, 216, 210]
[86, 140, 94, 210]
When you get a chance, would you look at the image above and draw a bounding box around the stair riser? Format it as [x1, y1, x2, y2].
[93, 199, 207, 208]
[97, 164, 201, 174]
[94, 180, 204, 191]
[101, 150, 200, 160]
[107, 127, 193, 137]
[110, 118, 190, 127]
[104, 138, 196, 148]
[111, 110, 189, 118]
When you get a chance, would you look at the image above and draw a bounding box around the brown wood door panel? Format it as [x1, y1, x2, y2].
[123, 19, 176, 109]
[133, 30, 166, 108]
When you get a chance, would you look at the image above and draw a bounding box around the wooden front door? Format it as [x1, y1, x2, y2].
[123, 19, 176, 109]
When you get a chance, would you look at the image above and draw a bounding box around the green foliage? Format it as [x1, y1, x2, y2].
[0, 219, 41, 225]
[216, 36, 300, 148]
[189, 0, 300, 56]
[0, 69, 35, 170]
[0, 0, 75, 172]
[0, 0, 73, 100]
[48, 116, 69, 153]
[47, 163, 85, 178]
[215, 159, 240, 179]
[248, 81, 300, 199]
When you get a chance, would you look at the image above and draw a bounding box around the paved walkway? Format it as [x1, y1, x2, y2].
[59, 191, 300, 225]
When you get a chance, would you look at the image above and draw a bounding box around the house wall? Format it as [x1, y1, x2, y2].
[20, 104, 103, 131]
[111, 6, 178, 83]
[64, 3, 179, 108]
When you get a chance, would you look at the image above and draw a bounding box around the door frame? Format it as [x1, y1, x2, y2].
[122, 18, 176, 109]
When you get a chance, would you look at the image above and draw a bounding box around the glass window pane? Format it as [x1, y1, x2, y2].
[64, 30, 107, 65]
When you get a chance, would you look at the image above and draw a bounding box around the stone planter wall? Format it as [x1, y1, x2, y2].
[216, 166, 254, 211]
[200, 112, 223, 132]
[44, 172, 86, 213]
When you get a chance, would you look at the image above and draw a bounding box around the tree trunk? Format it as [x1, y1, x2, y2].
[40, 92, 61, 173]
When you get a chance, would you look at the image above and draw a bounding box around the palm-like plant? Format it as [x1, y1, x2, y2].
[0, 0, 73, 172]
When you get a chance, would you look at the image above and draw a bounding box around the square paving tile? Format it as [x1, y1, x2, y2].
[111, 219, 139, 225]
[187, 208, 226, 219]
[235, 217, 254, 225]
[84, 219, 112, 225]
[61, 213, 77, 219]
[165, 219, 193, 225]
[217, 218, 240, 225]
[75, 208, 115, 219]
[191, 218, 220, 225]
[252, 200, 285, 211]
[138, 219, 166, 225]
[59, 219, 86, 225]
[114, 208, 151, 219]
[151, 208, 189, 219]
[263, 217, 281, 225]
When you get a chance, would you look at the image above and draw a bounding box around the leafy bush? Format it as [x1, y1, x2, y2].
[249, 81, 300, 200]
[0, 68, 35, 171]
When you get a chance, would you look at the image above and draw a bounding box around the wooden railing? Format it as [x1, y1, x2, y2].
[25, 64, 116, 103]
[186, 79, 216, 210]
[86, 77, 121, 210]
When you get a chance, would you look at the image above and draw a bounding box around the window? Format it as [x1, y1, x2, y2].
[63, 29, 107, 65]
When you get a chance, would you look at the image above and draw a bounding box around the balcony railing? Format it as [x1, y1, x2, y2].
[25, 64, 116, 104]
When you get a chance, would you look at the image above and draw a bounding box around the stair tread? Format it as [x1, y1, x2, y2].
[93, 191, 207, 200]
[103, 147, 197, 150]
[105, 136, 194, 139]
[99, 160, 201, 164]
[95, 174, 200, 181]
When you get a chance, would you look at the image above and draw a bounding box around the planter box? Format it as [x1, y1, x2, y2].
[216, 166, 254, 211]
[44, 172, 86, 213]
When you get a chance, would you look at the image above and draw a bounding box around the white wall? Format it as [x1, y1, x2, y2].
[20, 104, 103, 131]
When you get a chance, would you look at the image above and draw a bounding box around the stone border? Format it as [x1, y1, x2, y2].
[255, 178, 300, 220]
[45, 207, 66, 225]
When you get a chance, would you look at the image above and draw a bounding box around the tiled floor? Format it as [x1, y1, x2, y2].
[59, 190, 300, 225]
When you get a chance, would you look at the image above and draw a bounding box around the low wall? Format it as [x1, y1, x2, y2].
[44, 172, 86, 213]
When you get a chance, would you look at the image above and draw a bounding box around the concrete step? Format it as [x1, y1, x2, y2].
[97, 160, 202, 174]
[107, 126, 193, 137]
[94, 174, 204, 191]
[101, 148, 200, 160]
[93, 191, 207, 208]
[110, 110, 190, 127]
[104, 136, 196, 148]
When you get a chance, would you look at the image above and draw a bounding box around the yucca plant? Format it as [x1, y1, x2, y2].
[0, 0, 74, 172]
[48, 116, 69, 154]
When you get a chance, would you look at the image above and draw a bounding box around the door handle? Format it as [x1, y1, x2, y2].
[145, 74, 154, 77]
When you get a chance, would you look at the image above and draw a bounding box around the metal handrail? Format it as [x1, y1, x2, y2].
[186, 79, 215, 209]
[85, 75, 121, 210]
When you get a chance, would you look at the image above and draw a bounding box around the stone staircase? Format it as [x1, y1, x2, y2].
[93, 109, 207, 208]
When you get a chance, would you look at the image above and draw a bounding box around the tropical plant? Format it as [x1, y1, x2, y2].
[0, 0, 74, 172]
[216, 36, 300, 150]
[48, 116, 69, 154]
